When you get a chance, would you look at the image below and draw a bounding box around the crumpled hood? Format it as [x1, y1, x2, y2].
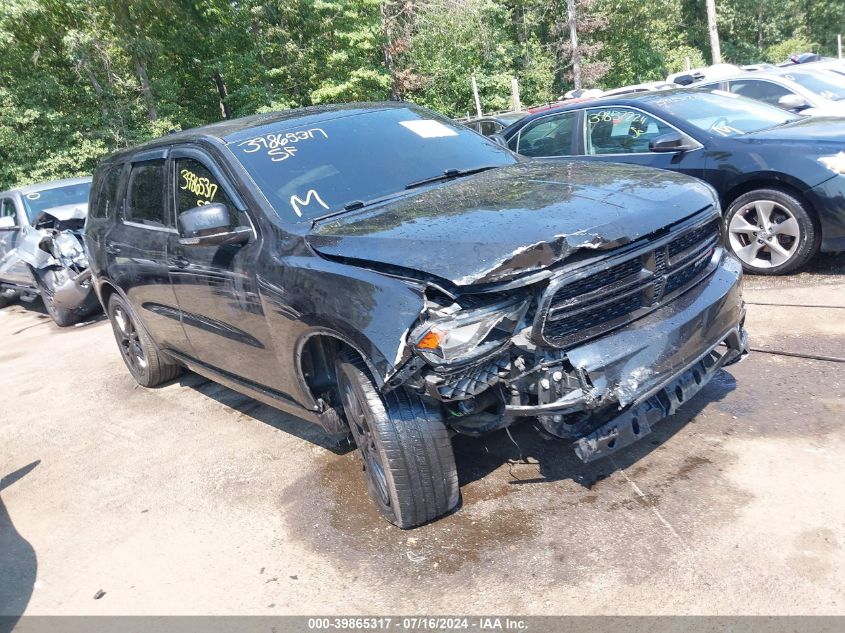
[32, 203, 88, 227]
[307, 161, 717, 287]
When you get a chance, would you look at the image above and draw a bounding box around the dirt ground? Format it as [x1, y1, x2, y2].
[1, 253, 844, 617]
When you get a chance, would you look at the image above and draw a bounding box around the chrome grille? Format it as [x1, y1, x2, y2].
[537, 216, 721, 348]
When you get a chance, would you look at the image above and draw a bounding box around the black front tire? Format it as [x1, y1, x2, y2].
[335, 349, 459, 528]
[107, 293, 182, 387]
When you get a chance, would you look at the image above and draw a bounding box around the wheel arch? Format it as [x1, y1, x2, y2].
[294, 328, 387, 435]
[95, 278, 122, 313]
[720, 177, 821, 235]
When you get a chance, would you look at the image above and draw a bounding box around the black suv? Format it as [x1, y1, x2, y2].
[85, 103, 748, 528]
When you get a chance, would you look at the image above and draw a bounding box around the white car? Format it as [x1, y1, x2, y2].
[0, 177, 99, 325]
[802, 60, 845, 80]
[696, 66, 845, 117]
[602, 81, 679, 96]
[667, 63, 743, 85]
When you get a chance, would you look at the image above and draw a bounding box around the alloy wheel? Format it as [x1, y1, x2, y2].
[728, 199, 800, 269]
[112, 305, 147, 374]
[339, 377, 390, 506]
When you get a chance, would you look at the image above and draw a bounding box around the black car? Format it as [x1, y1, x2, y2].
[85, 103, 747, 528]
[498, 89, 845, 275]
[462, 111, 528, 136]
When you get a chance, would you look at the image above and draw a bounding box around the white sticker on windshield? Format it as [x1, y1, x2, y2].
[26, 192, 40, 200]
[399, 120, 459, 138]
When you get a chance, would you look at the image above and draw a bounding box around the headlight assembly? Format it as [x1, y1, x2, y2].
[411, 297, 529, 365]
[818, 152, 845, 175]
[54, 232, 84, 259]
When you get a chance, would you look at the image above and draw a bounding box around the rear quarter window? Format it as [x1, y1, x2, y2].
[124, 160, 168, 227]
[90, 165, 123, 219]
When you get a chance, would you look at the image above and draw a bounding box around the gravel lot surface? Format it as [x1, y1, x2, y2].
[1, 253, 844, 616]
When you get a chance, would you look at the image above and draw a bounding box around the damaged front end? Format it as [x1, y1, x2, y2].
[387, 209, 748, 463]
[28, 208, 96, 311]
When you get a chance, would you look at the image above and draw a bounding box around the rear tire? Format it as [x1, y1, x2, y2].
[335, 349, 459, 528]
[107, 293, 182, 387]
[724, 188, 818, 275]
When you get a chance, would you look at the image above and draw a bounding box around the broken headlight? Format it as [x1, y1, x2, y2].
[53, 232, 87, 265]
[412, 297, 529, 365]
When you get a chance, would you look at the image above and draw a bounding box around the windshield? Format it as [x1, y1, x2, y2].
[651, 91, 800, 137]
[20, 182, 91, 222]
[226, 106, 516, 222]
[781, 71, 845, 101]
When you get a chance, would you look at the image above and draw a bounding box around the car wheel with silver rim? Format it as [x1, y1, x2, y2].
[724, 188, 819, 275]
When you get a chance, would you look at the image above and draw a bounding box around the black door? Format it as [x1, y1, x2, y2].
[167, 149, 284, 392]
[105, 152, 190, 354]
[576, 106, 707, 179]
[507, 110, 580, 157]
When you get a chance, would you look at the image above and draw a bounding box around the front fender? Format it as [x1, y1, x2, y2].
[16, 228, 55, 270]
[259, 254, 426, 394]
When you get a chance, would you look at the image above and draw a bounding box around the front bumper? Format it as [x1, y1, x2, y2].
[806, 175, 845, 253]
[50, 268, 94, 310]
[507, 252, 747, 461]
[573, 324, 746, 461]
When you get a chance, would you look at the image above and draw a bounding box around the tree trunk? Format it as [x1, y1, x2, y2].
[381, 2, 401, 100]
[706, 0, 722, 64]
[250, 18, 272, 105]
[79, 60, 109, 121]
[213, 71, 232, 119]
[567, 0, 581, 90]
[134, 56, 158, 121]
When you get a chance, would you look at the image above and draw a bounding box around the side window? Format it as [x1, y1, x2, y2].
[174, 158, 244, 230]
[0, 199, 17, 224]
[514, 111, 577, 157]
[585, 107, 672, 155]
[91, 165, 123, 219]
[125, 160, 168, 227]
[728, 80, 792, 106]
[479, 121, 502, 136]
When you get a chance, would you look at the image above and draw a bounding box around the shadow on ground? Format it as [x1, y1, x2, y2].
[0, 461, 39, 633]
[451, 369, 738, 490]
[174, 372, 353, 455]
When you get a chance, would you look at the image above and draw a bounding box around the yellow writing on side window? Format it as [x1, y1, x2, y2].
[180, 169, 219, 207]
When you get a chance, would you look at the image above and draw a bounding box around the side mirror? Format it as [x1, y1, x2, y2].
[178, 203, 251, 247]
[489, 133, 508, 148]
[0, 216, 17, 230]
[778, 94, 810, 111]
[649, 131, 698, 153]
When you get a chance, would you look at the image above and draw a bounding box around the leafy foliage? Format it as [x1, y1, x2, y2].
[0, 0, 842, 188]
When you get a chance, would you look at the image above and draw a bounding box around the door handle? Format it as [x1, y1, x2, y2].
[170, 256, 189, 268]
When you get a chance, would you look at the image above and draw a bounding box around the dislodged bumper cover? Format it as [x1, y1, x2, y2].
[566, 252, 744, 410]
[518, 252, 746, 460]
[574, 324, 747, 462]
